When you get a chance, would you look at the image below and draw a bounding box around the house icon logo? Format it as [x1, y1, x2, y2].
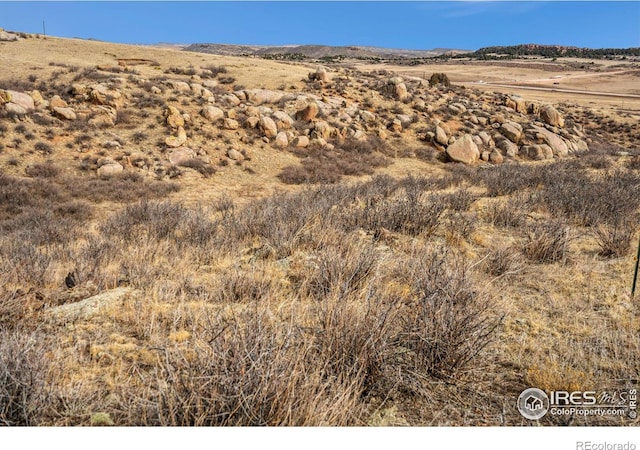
[518, 388, 550, 420]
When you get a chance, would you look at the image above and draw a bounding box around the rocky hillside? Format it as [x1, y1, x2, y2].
[1, 48, 613, 189]
[184, 43, 466, 60]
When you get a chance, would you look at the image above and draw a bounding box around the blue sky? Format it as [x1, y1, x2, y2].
[0, 2, 638, 50]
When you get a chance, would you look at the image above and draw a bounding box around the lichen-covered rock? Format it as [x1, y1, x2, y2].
[2, 89, 35, 112]
[165, 126, 187, 148]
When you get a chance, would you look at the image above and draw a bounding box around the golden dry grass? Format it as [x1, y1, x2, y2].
[1, 33, 639, 427]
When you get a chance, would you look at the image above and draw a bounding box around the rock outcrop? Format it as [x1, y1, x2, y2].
[446, 134, 480, 164]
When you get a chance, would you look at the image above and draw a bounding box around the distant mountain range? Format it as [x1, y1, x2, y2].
[183, 43, 469, 60]
[183, 42, 640, 61]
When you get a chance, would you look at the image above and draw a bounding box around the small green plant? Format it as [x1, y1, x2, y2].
[90, 412, 114, 426]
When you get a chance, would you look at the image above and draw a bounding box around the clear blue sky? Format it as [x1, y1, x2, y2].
[0, 1, 638, 50]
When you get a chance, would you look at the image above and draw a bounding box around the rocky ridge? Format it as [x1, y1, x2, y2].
[0, 55, 601, 183]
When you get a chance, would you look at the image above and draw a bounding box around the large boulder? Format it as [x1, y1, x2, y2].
[167, 80, 191, 93]
[360, 110, 376, 123]
[227, 148, 244, 161]
[1, 89, 35, 113]
[529, 125, 569, 157]
[478, 131, 494, 148]
[292, 135, 310, 148]
[505, 96, 527, 114]
[259, 116, 278, 138]
[47, 287, 138, 321]
[221, 94, 241, 106]
[435, 125, 448, 146]
[53, 107, 77, 121]
[223, 118, 240, 130]
[446, 134, 480, 164]
[30, 90, 47, 109]
[273, 131, 289, 148]
[97, 163, 124, 178]
[244, 116, 260, 129]
[243, 89, 285, 105]
[496, 139, 519, 157]
[88, 106, 117, 127]
[201, 105, 224, 122]
[312, 120, 332, 139]
[523, 144, 554, 160]
[49, 95, 68, 110]
[309, 67, 329, 83]
[89, 84, 124, 108]
[272, 110, 295, 129]
[165, 126, 187, 148]
[500, 121, 523, 143]
[448, 103, 467, 115]
[0, 30, 20, 41]
[168, 147, 196, 165]
[295, 102, 319, 122]
[5, 102, 28, 115]
[489, 149, 504, 164]
[165, 106, 184, 128]
[540, 105, 564, 128]
[395, 83, 409, 101]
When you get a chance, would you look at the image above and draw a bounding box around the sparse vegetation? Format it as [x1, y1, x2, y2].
[429, 72, 451, 87]
[0, 32, 638, 427]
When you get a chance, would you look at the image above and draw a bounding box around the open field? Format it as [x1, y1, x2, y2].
[1, 32, 639, 426]
[361, 59, 640, 112]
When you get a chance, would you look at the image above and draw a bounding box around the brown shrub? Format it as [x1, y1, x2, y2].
[61, 173, 179, 203]
[25, 162, 59, 178]
[484, 194, 530, 228]
[592, 215, 638, 258]
[177, 158, 216, 177]
[521, 221, 572, 264]
[395, 248, 500, 378]
[279, 137, 391, 185]
[0, 330, 52, 426]
[116, 306, 364, 426]
[481, 245, 525, 277]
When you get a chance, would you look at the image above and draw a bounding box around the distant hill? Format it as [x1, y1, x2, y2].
[184, 43, 469, 61]
[460, 44, 640, 59]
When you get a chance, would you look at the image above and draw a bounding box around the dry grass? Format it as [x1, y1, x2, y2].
[1, 34, 639, 427]
[1, 152, 638, 427]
